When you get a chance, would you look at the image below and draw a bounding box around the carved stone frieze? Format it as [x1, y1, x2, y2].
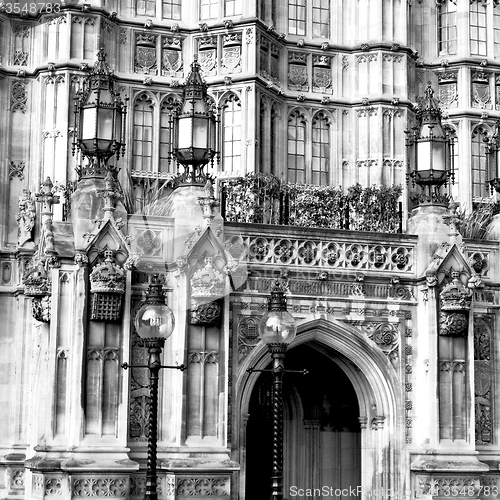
[439, 312, 468, 337]
[190, 300, 222, 325]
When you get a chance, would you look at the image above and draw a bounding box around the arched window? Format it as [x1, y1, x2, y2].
[312, 113, 330, 185]
[470, 0, 487, 56]
[438, 0, 457, 55]
[287, 110, 306, 183]
[221, 95, 242, 172]
[471, 126, 489, 199]
[132, 94, 154, 172]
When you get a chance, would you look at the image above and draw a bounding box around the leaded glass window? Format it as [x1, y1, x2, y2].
[222, 95, 242, 172]
[287, 110, 306, 183]
[133, 94, 154, 172]
[312, 113, 330, 185]
[438, 0, 457, 55]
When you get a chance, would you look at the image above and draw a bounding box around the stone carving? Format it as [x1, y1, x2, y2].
[474, 315, 492, 444]
[366, 322, 400, 355]
[72, 477, 128, 497]
[237, 315, 261, 360]
[191, 257, 225, 299]
[190, 300, 222, 326]
[16, 188, 35, 246]
[230, 235, 414, 272]
[440, 272, 472, 312]
[89, 251, 126, 321]
[135, 229, 162, 257]
[135, 33, 158, 74]
[11, 81, 28, 112]
[439, 312, 468, 337]
[32, 295, 51, 323]
[176, 476, 230, 496]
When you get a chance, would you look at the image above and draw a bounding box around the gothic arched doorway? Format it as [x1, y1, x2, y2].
[245, 344, 361, 500]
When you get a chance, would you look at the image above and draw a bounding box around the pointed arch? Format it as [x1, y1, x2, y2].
[471, 124, 491, 199]
[220, 93, 242, 173]
[236, 318, 404, 500]
[312, 111, 332, 185]
[159, 94, 181, 174]
[132, 93, 155, 172]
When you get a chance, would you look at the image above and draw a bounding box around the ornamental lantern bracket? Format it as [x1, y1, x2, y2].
[173, 55, 218, 186]
[405, 84, 455, 206]
[72, 48, 128, 179]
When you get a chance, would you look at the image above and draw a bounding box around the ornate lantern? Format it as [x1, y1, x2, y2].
[405, 84, 454, 205]
[174, 56, 217, 185]
[72, 48, 127, 177]
[487, 120, 500, 193]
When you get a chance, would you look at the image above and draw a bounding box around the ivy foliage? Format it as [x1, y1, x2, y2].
[221, 173, 403, 233]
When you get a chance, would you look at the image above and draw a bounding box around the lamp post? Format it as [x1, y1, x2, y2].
[173, 55, 218, 185]
[405, 84, 454, 205]
[122, 276, 186, 500]
[72, 48, 127, 178]
[248, 281, 305, 500]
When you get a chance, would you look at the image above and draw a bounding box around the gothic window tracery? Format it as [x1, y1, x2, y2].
[471, 125, 490, 199]
[287, 110, 307, 183]
[221, 94, 242, 173]
[131, 94, 179, 175]
[312, 112, 330, 185]
[132, 94, 154, 172]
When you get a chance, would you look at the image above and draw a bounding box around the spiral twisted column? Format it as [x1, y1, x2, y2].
[144, 339, 165, 500]
[269, 344, 287, 500]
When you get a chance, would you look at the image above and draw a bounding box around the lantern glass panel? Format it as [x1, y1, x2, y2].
[259, 309, 297, 345]
[416, 140, 446, 171]
[193, 117, 209, 149]
[97, 108, 114, 141]
[178, 116, 193, 149]
[82, 107, 97, 140]
[134, 302, 175, 340]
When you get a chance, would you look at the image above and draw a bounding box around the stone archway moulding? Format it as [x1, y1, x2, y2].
[235, 317, 407, 500]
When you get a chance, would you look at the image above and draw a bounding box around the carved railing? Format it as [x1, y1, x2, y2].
[224, 223, 416, 275]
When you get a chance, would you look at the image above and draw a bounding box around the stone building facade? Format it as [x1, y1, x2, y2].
[1, 1, 500, 499]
